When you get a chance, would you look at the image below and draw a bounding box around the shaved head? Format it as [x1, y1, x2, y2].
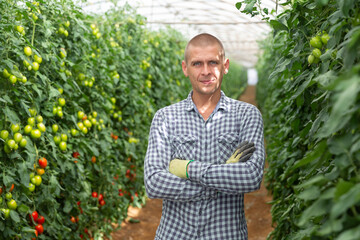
[184, 33, 225, 63]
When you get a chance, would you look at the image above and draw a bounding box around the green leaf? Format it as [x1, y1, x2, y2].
[235, 2, 242, 10]
[297, 198, 329, 227]
[270, 20, 288, 31]
[17, 204, 30, 213]
[3, 106, 20, 124]
[338, 0, 355, 17]
[10, 210, 20, 223]
[334, 179, 354, 201]
[291, 140, 327, 170]
[335, 225, 360, 240]
[331, 183, 360, 219]
[297, 185, 320, 200]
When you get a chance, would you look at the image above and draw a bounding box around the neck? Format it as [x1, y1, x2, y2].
[192, 91, 221, 120]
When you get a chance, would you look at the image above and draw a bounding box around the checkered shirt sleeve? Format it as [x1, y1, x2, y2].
[144, 91, 265, 240]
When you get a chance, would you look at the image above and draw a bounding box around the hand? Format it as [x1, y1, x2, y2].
[169, 159, 193, 179]
[226, 141, 255, 164]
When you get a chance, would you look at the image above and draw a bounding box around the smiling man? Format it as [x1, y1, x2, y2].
[144, 33, 265, 240]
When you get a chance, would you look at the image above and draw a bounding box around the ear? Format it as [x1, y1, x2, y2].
[182, 60, 188, 77]
[224, 58, 229, 74]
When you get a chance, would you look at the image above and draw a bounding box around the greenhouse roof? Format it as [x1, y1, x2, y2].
[83, 0, 285, 68]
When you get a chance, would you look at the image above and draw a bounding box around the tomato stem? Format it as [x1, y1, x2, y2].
[31, 20, 36, 46]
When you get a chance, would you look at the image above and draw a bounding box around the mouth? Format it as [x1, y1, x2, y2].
[200, 79, 214, 85]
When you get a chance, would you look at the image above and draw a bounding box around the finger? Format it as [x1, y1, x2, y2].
[239, 152, 253, 162]
[235, 145, 255, 158]
[236, 142, 254, 153]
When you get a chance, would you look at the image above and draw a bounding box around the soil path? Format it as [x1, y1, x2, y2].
[111, 85, 273, 240]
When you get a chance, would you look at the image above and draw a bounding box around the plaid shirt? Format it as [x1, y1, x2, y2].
[144, 91, 265, 240]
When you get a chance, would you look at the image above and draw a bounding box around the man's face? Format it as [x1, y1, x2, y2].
[182, 44, 229, 97]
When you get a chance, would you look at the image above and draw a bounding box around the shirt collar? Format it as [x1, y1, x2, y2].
[185, 90, 231, 112]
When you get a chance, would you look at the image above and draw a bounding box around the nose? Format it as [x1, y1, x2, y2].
[201, 64, 211, 76]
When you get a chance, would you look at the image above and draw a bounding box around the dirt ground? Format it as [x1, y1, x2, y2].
[110, 85, 273, 240]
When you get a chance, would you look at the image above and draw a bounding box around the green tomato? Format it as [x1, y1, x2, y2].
[37, 123, 46, 132]
[57, 110, 63, 118]
[59, 141, 67, 151]
[3, 68, 11, 78]
[110, 97, 116, 104]
[24, 125, 32, 134]
[77, 111, 85, 120]
[58, 27, 65, 34]
[83, 119, 92, 128]
[7, 199, 17, 210]
[19, 138, 27, 147]
[16, 25, 24, 33]
[64, 20, 70, 28]
[71, 129, 78, 136]
[5, 192, 12, 200]
[28, 183, 35, 192]
[34, 54, 42, 64]
[60, 48, 67, 58]
[28, 117, 35, 126]
[0, 130, 9, 140]
[310, 36, 322, 49]
[31, 175, 42, 186]
[11, 124, 20, 133]
[29, 108, 37, 116]
[78, 73, 85, 81]
[58, 88, 64, 94]
[91, 118, 97, 125]
[7, 139, 16, 149]
[52, 124, 59, 133]
[53, 106, 58, 115]
[13, 133, 23, 143]
[4, 145, 12, 153]
[9, 75, 17, 84]
[32, 62, 39, 71]
[312, 48, 322, 58]
[61, 133, 68, 142]
[77, 122, 84, 129]
[321, 33, 330, 45]
[30, 129, 41, 139]
[58, 98, 66, 106]
[2, 209, 10, 219]
[36, 115, 43, 123]
[54, 135, 61, 145]
[21, 76, 27, 83]
[24, 46, 32, 56]
[82, 127, 88, 134]
[64, 30, 68, 37]
[92, 111, 98, 118]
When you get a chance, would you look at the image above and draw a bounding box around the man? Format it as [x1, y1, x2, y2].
[144, 33, 265, 239]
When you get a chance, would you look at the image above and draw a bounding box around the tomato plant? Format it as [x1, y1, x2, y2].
[239, 0, 360, 239]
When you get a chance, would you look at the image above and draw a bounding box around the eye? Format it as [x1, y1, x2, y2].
[210, 61, 218, 65]
[192, 62, 201, 66]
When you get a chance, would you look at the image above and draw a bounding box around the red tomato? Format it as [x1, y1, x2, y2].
[38, 157, 48, 168]
[98, 194, 104, 201]
[32, 211, 39, 222]
[99, 199, 105, 206]
[35, 224, 44, 234]
[36, 215, 45, 224]
[92, 192, 98, 198]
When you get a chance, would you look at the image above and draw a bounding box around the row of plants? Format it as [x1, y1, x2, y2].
[0, 0, 193, 239]
[236, 0, 360, 239]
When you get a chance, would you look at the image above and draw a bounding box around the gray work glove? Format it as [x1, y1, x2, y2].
[225, 141, 255, 164]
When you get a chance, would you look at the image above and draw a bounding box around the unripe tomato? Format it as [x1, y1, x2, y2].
[28, 183, 36, 192]
[0, 130, 9, 140]
[64, 30, 69, 37]
[24, 125, 33, 134]
[7, 139, 16, 149]
[61, 133, 68, 142]
[21, 76, 27, 83]
[38, 157, 48, 168]
[54, 136, 61, 145]
[16, 25, 24, 33]
[7, 199, 17, 210]
[31, 129, 41, 139]
[83, 119, 92, 128]
[57, 110, 63, 118]
[110, 97, 116, 104]
[9, 75, 17, 84]
[27, 117, 35, 126]
[321, 33, 330, 45]
[59, 141, 67, 151]
[24, 46, 32, 56]
[3, 68, 11, 78]
[35, 224, 44, 234]
[19, 138, 27, 147]
[29, 108, 37, 116]
[11, 123, 20, 133]
[71, 129, 78, 136]
[58, 98, 66, 106]
[52, 106, 58, 115]
[2, 209, 10, 218]
[77, 122, 84, 129]
[310, 36, 322, 49]
[14, 132, 23, 143]
[77, 111, 85, 119]
[52, 124, 59, 133]
[37, 168, 45, 175]
[60, 48, 67, 58]
[31, 175, 42, 186]
[312, 48, 322, 58]
[5, 192, 12, 199]
[82, 127, 88, 134]
[34, 55, 42, 64]
[35, 115, 43, 123]
[37, 123, 46, 132]
[64, 20, 70, 28]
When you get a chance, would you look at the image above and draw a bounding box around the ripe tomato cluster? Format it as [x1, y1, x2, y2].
[29, 210, 45, 238]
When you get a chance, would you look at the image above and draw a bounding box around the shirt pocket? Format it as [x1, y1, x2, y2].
[217, 133, 239, 163]
[171, 135, 198, 160]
